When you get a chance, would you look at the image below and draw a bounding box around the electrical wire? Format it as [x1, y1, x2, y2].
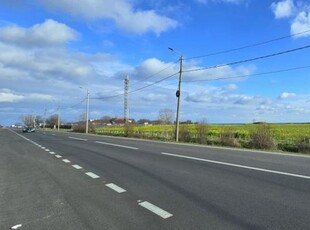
[185, 29, 310, 60]
[183, 65, 310, 82]
[183, 44, 310, 73]
[92, 72, 179, 100]
[66, 98, 86, 109]
[130, 60, 179, 87]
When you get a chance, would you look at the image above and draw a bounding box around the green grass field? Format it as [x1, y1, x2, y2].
[96, 123, 310, 153]
[97, 123, 310, 141]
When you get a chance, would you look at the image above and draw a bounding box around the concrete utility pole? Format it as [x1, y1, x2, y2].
[79, 86, 90, 134]
[57, 105, 60, 131]
[169, 47, 183, 142]
[33, 115, 36, 128]
[86, 89, 90, 134]
[124, 75, 129, 124]
[44, 109, 47, 130]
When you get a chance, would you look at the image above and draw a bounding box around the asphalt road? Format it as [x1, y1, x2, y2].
[1, 128, 310, 230]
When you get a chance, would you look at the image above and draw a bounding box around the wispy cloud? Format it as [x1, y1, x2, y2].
[37, 0, 178, 35]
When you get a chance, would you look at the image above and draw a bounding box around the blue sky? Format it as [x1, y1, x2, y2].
[0, 0, 310, 125]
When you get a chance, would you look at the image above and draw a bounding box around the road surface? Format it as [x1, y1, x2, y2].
[1, 128, 310, 229]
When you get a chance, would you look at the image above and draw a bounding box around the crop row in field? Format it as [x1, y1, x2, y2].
[95, 123, 310, 153]
[97, 123, 310, 140]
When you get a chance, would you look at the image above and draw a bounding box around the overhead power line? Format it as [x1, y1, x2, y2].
[130, 60, 178, 87]
[183, 65, 310, 82]
[185, 29, 310, 60]
[44, 98, 86, 117]
[66, 98, 87, 109]
[92, 72, 179, 100]
[184, 44, 310, 73]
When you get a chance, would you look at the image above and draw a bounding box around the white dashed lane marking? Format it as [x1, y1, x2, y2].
[95, 141, 139, 150]
[55, 155, 62, 158]
[49, 152, 55, 155]
[85, 172, 100, 179]
[69, 136, 88, 141]
[138, 201, 173, 219]
[72, 164, 83, 169]
[62, 159, 71, 163]
[105, 183, 127, 193]
[10, 224, 22, 229]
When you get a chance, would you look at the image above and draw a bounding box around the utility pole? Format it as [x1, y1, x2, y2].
[57, 105, 60, 131]
[33, 115, 36, 128]
[86, 89, 90, 134]
[124, 75, 129, 124]
[169, 47, 183, 142]
[175, 55, 183, 142]
[44, 109, 47, 130]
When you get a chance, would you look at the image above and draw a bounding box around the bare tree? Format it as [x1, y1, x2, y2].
[46, 114, 59, 128]
[21, 114, 35, 127]
[158, 108, 174, 124]
[35, 116, 44, 127]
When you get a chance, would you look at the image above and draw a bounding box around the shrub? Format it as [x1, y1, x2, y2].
[298, 138, 310, 153]
[179, 125, 192, 142]
[220, 127, 240, 147]
[73, 121, 95, 133]
[196, 123, 209, 144]
[250, 124, 276, 150]
[124, 124, 134, 137]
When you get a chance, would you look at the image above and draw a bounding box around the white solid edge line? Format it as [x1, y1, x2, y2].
[85, 172, 100, 179]
[72, 164, 83, 169]
[55, 155, 62, 158]
[62, 159, 71, 163]
[138, 201, 173, 219]
[68, 136, 88, 141]
[105, 183, 126, 193]
[95, 141, 138, 150]
[161, 152, 310, 180]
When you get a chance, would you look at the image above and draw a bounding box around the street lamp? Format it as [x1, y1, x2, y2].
[168, 47, 183, 142]
[80, 87, 90, 134]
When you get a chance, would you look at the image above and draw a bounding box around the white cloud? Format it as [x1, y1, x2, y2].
[0, 40, 117, 83]
[0, 89, 24, 102]
[27, 93, 55, 101]
[37, 0, 178, 35]
[183, 64, 256, 82]
[271, 0, 310, 38]
[131, 58, 177, 81]
[0, 89, 55, 103]
[141, 93, 168, 102]
[278, 92, 296, 99]
[291, 11, 310, 37]
[194, 0, 245, 4]
[271, 0, 295, 19]
[128, 57, 255, 84]
[0, 19, 77, 47]
[185, 84, 262, 105]
[223, 84, 238, 91]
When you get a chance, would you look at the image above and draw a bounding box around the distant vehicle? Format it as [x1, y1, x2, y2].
[22, 127, 35, 133]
